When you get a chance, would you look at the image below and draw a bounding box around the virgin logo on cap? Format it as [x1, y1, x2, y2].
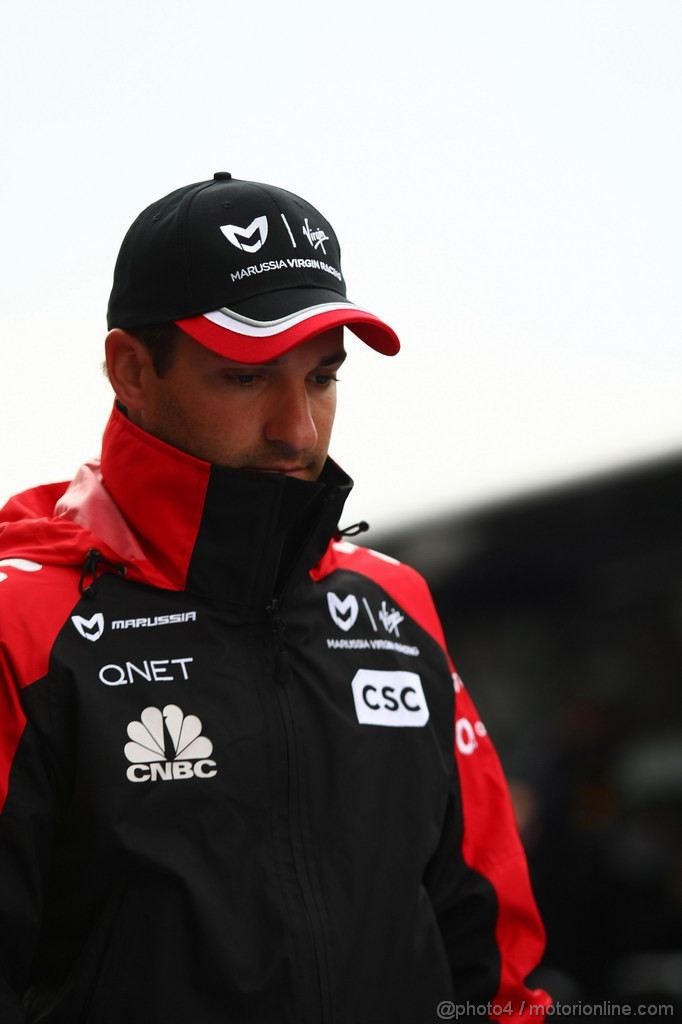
[220, 216, 269, 254]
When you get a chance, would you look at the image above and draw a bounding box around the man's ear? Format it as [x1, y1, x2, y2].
[105, 329, 156, 412]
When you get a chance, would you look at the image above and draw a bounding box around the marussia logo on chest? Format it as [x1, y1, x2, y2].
[327, 590, 405, 637]
[72, 610, 197, 642]
[72, 613, 105, 642]
[125, 704, 217, 783]
[327, 592, 359, 631]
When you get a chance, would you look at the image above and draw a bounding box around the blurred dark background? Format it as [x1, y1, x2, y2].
[368, 453, 682, 1010]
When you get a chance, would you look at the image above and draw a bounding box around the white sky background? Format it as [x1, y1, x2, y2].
[1, 0, 680, 530]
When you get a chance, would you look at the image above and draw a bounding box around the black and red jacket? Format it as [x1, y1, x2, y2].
[0, 407, 551, 1023]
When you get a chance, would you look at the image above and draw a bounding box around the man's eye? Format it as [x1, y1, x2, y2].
[232, 374, 260, 386]
[311, 374, 339, 388]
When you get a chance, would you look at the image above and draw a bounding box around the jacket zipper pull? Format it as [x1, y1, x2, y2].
[267, 599, 292, 686]
[78, 548, 126, 598]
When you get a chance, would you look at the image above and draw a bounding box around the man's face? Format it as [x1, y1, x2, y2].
[131, 328, 345, 481]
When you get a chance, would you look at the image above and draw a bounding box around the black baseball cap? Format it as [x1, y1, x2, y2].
[107, 172, 400, 362]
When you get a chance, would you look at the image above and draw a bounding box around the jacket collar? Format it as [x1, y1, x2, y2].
[93, 406, 353, 607]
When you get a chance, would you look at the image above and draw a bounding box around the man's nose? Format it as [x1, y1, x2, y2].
[263, 383, 318, 453]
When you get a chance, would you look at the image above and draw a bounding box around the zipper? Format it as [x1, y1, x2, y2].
[267, 597, 291, 686]
[266, 595, 334, 1024]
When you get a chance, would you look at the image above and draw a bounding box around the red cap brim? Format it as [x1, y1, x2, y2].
[175, 303, 400, 363]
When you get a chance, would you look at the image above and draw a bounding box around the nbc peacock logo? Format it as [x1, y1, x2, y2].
[124, 704, 218, 783]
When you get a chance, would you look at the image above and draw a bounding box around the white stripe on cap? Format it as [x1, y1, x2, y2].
[203, 302, 374, 337]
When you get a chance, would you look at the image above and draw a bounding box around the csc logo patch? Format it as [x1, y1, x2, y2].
[351, 669, 429, 728]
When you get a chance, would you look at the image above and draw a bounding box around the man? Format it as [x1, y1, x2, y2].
[0, 173, 551, 1023]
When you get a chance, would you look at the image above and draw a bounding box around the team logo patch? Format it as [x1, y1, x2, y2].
[302, 218, 329, 254]
[71, 612, 105, 642]
[220, 215, 268, 253]
[325, 591, 416, 654]
[98, 657, 193, 686]
[327, 592, 359, 632]
[351, 669, 429, 728]
[125, 704, 217, 783]
[378, 600, 404, 637]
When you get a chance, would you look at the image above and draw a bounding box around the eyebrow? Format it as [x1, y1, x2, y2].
[225, 350, 347, 369]
[316, 350, 347, 368]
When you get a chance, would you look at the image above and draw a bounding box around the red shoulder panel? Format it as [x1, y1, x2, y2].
[0, 561, 80, 812]
[453, 677, 550, 1016]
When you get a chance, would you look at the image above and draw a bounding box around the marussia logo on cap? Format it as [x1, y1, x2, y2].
[220, 216, 268, 254]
